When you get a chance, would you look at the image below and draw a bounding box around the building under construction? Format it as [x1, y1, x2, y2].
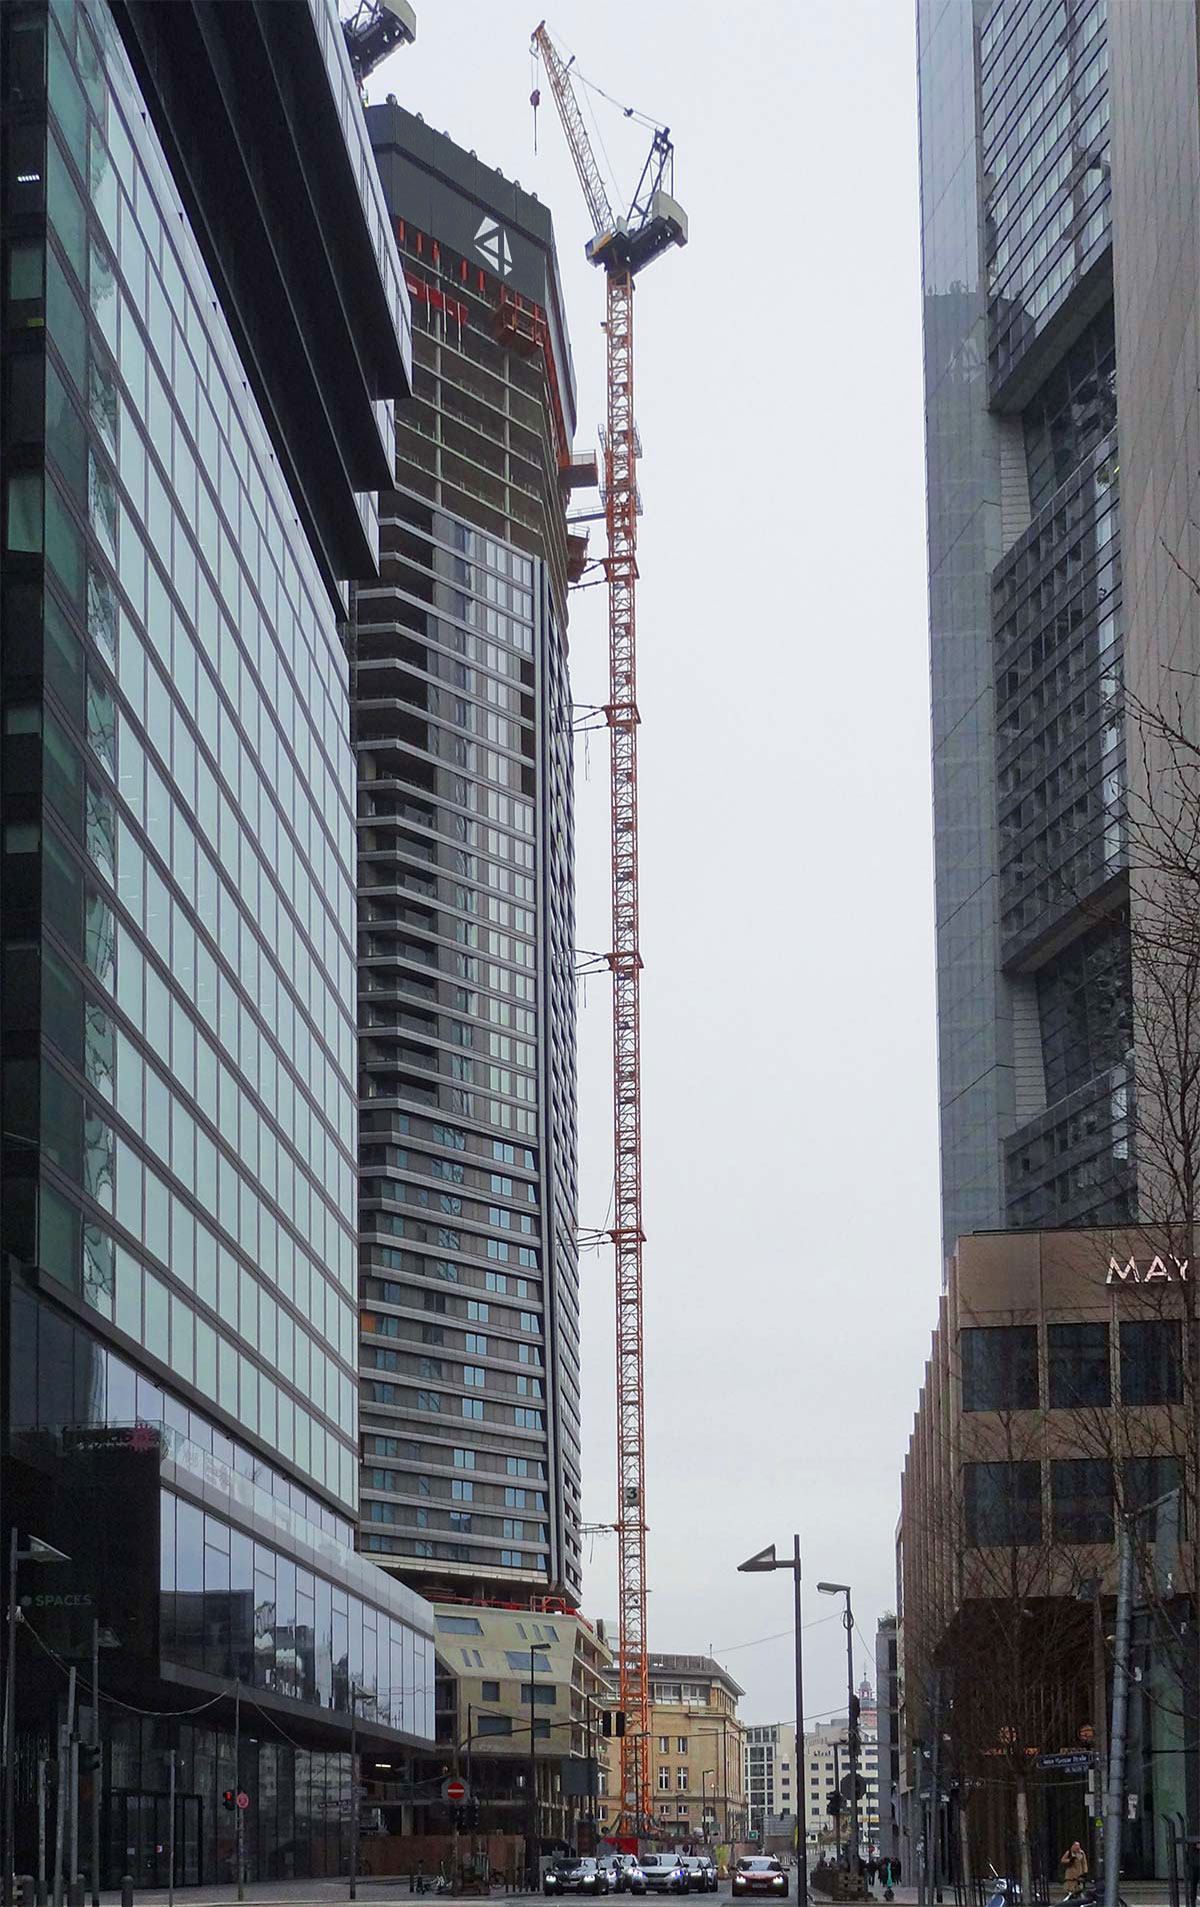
[353, 100, 586, 1619]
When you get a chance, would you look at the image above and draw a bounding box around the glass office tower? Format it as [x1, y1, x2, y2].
[1, 0, 433, 1885]
[920, 0, 1129, 1256]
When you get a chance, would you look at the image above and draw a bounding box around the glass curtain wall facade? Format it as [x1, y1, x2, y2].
[355, 105, 583, 1607]
[921, 0, 1130, 1255]
[1, 0, 432, 1884]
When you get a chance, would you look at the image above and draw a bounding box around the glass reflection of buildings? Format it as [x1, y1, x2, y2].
[922, 0, 1124, 1260]
[1, 0, 434, 1885]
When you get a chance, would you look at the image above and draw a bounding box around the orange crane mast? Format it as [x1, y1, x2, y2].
[531, 22, 686, 1842]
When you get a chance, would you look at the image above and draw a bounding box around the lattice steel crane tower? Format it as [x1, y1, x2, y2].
[531, 22, 687, 1841]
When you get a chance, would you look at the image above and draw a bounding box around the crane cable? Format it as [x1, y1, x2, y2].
[530, 33, 664, 213]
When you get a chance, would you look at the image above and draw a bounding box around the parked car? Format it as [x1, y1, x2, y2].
[679, 1859, 716, 1894]
[732, 1858, 788, 1899]
[546, 1859, 611, 1896]
[639, 1855, 690, 1896]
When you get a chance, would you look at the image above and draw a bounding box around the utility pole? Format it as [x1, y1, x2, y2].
[585, 1697, 595, 1845]
[3, 1528, 17, 1907]
[37, 1756, 46, 1907]
[527, 1647, 538, 1890]
[167, 1750, 176, 1907]
[449, 1696, 460, 1893]
[1091, 1587, 1107, 1882]
[927, 1677, 941, 1907]
[234, 1682, 244, 1904]
[350, 1683, 362, 1902]
[1103, 1518, 1134, 1907]
[53, 1667, 76, 1907]
[89, 1620, 100, 1907]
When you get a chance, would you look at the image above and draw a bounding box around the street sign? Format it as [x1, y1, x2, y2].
[442, 1777, 469, 1804]
[236, 1792, 250, 1810]
[1035, 1754, 1090, 1774]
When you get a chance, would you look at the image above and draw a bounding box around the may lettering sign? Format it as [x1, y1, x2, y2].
[1107, 1254, 1190, 1285]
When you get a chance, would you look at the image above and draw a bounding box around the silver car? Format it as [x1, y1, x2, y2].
[681, 1859, 718, 1895]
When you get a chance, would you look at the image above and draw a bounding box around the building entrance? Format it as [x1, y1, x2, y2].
[108, 1792, 202, 1888]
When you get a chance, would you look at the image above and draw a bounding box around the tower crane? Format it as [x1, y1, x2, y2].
[531, 22, 687, 1843]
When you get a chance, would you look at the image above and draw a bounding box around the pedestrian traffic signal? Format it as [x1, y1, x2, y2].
[222, 1789, 237, 1812]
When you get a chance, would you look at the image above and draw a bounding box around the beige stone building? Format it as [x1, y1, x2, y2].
[601, 1653, 746, 1844]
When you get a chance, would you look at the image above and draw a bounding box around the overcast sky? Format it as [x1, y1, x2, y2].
[372, 0, 939, 1728]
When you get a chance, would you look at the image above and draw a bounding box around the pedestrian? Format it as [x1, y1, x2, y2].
[866, 1860, 877, 1888]
[1060, 1842, 1088, 1891]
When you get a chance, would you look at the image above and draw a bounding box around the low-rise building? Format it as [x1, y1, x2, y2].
[601, 1653, 747, 1844]
[365, 1602, 611, 1859]
[803, 1709, 880, 1861]
[898, 1227, 1194, 1884]
[875, 1617, 901, 1864]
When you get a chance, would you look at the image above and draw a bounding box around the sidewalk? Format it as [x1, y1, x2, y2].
[95, 1887, 541, 1907]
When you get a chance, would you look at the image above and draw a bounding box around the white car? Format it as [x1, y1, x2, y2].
[639, 1856, 689, 1896]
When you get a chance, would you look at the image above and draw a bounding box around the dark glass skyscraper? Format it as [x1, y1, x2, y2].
[353, 106, 584, 1609]
[921, 0, 1129, 1254]
[1, 0, 434, 1885]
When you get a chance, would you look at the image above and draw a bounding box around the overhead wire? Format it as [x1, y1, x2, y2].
[713, 1612, 841, 1655]
[19, 1613, 228, 1718]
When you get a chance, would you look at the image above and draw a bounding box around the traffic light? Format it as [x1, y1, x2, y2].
[600, 1711, 626, 1738]
[827, 1795, 843, 1819]
[78, 1747, 101, 1776]
[222, 1789, 237, 1812]
[848, 1695, 861, 1726]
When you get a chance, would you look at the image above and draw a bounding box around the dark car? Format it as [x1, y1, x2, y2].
[639, 1856, 689, 1896]
[732, 1858, 788, 1900]
[546, 1859, 611, 1896]
[611, 1860, 648, 1896]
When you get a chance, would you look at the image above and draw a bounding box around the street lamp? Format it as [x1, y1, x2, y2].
[4, 1532, 72, 1907]
[738, 1537, 807, 1905]
[817, 1584, 859, 1885]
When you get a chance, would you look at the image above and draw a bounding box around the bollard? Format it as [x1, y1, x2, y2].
[121, 1876, 134, 1907]
[67, 1881, 83, 1907]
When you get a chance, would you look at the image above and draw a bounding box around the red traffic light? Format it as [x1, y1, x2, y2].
[222, 1789, 236, 1812]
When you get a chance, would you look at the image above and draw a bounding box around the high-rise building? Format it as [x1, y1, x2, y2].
[921, 0, 1130, 1255]
[1, 0, 434, 1886]
[353, 104, 585, 1608]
